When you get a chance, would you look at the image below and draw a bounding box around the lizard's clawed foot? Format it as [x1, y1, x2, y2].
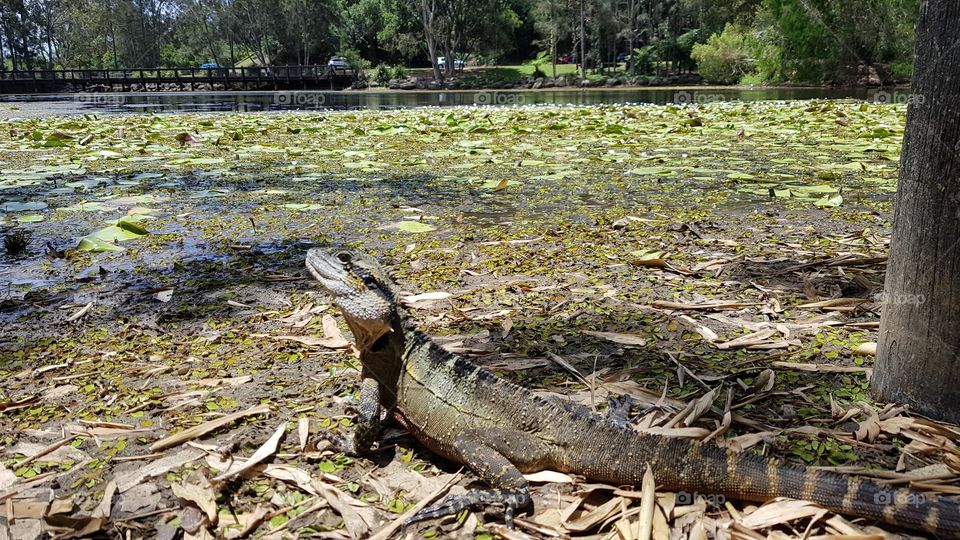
[314, 431, 366, 456]
[404, 488, 532, 528]
[605, 394, 635, 428]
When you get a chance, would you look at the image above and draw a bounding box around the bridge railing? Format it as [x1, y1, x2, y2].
[0, 65, 354, 82]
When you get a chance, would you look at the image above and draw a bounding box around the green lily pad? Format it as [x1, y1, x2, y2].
[814, 194, 843, 207]
[628, 166, 673, 176]
[630, 248, 665, 261]
[396, 221, 436, 233]
[77, 237, 126, 252]
[16, 214, 45, 223]
[77, 219, 149, 251]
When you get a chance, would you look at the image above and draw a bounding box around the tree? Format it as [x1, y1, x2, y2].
[411, 0, 441, 80]
[765, 0, 919, 82]
[874, 0, 960, 424]
[531, 0, 571, 76]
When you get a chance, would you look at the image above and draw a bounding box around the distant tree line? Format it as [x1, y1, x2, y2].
[0, 0, 919, 84]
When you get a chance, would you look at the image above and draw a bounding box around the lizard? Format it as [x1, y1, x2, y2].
[304, 247, 960, 537]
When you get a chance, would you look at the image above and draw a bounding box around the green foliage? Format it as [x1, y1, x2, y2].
[391, 65, 408, 80]
[525, 51, 551, 79]
[374, 64, 393, 85]
[889, 60, 913, 80]
[373, 64, 409, 85]
[743, 8, 785, 83]
[764, 0, 919, 82]
[690, 24, 753, 84]
[339, 49, 371, 82]
[628, 46, 656, 76]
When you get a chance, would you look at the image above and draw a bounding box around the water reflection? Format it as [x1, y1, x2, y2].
[0, 87, 912, 115]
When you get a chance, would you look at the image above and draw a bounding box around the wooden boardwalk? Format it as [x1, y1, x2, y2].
[0, 66, 356, 93]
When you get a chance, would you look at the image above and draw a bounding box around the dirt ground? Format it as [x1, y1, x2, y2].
[1, 102, 957, 539]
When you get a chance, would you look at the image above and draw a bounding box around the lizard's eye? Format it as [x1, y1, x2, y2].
[335, 251, 352, 264]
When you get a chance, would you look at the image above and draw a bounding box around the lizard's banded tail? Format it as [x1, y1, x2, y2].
[691, 442, 960, 536]
[605, 436, 960, 537]
[747, 456, 959, 536]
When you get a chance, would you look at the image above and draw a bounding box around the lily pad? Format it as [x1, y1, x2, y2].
[628, 166, 674, 176]
[77, 219, 149, 251]
[814, 194, 844, 207]
[1, 200, 48, 212]
[396, 221, 436, 233]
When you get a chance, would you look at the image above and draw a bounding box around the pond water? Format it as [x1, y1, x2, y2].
[0, 86, 912, 116]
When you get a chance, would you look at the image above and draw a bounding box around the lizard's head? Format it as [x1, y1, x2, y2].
[305, 247, 398, 350]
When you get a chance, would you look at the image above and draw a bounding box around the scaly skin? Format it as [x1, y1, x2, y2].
[305, 247, 960, 536]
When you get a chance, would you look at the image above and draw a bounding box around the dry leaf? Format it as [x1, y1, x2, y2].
[584, 330, 646, 347]
[149, 404, 270, 452]
[270, 314, 350, 349]
[402, 291, 452, 303]
[652, 300, 758, 310]
[854, 403, 881, 442]
[212, 422, 286, 483]
[311, 480, 376, 540]
[91, 480, 117, 519]
[797, 298, 866, 308]
[740, 499, 824, 529]
[298, 418, 310, 451]
[523, 470, 574, 484]
[1, 501, 47, 519]
[683, 387, 718, 425]
[565, 496, 625, 531]
[171, 474, 218, 524]
[638, 465, 656, 540]
[715, 328, 776, 350]
[771, 362, 871, 375]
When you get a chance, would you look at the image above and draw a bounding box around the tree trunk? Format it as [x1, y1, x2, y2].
[551, 28, 557, 78]
[415, 0, 442, 82]
[443, 39, 453, 78]
[579, 0, 586, 76]
[874, 0, 960, 424]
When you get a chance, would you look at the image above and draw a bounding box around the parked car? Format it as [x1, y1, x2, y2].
[327, 56, 349, 70]
[436, 56, 466, 70]
[616, 52, 630, 62]
[558, 53, 572, 63]
[199, 62, 221, 69]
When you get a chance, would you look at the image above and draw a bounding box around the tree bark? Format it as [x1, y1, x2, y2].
[414, 0, 442, 82]
[578, 0, 586, 76]
[874, 0, 960, 424]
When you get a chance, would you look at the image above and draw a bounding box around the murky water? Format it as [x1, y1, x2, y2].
[0, 87, 912, 116]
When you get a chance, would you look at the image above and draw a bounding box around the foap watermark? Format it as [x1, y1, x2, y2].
[273, 92, 326, 107]
[473, 91, 526, 106]
[874, 490, 927, 507]
[874, 291, 926, 307]
[74, 93, 125, 105]
[672, 91, 728, 106]
[675, 491, 726, 506]
[870, 90, 925, 106]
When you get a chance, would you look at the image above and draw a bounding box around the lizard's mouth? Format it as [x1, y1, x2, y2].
[305, 248, 357, 296]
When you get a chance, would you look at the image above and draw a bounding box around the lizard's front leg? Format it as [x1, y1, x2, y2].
[320, 376, 382, 455]
[405, 430, 534, 528]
